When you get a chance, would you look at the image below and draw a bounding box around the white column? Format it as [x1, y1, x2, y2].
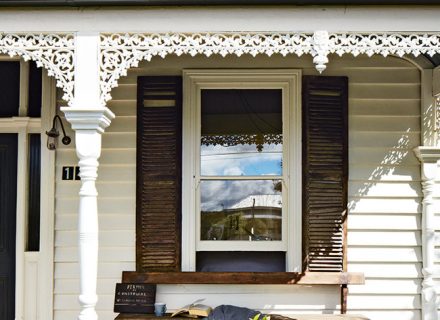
[61, 32, 115, 320]
[62, 109, 113, 320]
[414, 147, 440, 320]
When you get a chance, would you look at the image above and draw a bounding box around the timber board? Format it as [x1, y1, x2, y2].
[122, 272, 365, 285]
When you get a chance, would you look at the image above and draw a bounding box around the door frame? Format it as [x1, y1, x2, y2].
[0, 60, 56, 320]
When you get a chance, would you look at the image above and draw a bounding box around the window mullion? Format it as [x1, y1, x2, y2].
[18, 61, 29, 117]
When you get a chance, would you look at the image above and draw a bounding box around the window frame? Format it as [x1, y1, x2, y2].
[181, 69, 302, 272]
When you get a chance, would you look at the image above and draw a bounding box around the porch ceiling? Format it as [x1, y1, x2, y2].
[0, 0, 440, 6]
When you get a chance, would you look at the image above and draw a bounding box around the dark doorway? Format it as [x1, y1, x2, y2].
[0, 62, 20, 118]
[0, 134, 17, 320]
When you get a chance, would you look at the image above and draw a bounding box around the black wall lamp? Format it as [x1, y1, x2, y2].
[46, 115, 71, 150]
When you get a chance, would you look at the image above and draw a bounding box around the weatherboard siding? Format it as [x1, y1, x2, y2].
[54, 54, 423, 320]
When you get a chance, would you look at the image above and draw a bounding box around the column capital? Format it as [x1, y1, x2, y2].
[61, 107, 115, 134]
[414, 147, 440, 181]
[414, 146, 440, 163]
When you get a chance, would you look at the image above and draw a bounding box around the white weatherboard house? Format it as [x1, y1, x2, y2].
[2, 2, 440, 320]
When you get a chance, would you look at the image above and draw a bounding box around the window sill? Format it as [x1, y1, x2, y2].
[122, 271, 364, 285]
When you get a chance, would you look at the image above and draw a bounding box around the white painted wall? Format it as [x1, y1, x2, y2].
[54, 54, 423, 320]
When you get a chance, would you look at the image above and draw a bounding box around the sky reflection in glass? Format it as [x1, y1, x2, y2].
[201, 89, 282, 176]
[201, 143, 282, 176]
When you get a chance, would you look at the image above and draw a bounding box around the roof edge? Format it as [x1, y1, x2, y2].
[1, 0, 440, 6]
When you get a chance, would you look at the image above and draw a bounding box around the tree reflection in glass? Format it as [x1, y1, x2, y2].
[200, 180, 282, 241]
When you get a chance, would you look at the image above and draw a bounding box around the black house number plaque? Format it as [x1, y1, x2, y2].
[62, 166, 81, 181]
[114, 283, 156, 314]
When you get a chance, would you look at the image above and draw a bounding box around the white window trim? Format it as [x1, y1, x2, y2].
[182, 69, 302, 272]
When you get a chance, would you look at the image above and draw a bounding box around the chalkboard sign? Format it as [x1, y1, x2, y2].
[114, 283, 156, 314]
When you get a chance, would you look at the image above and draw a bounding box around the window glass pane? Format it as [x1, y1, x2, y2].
[27, 134, 40, 251]
[27, 61, 42, 118]
[0, 62, 20, 117]
[201, 89, 282, 176]
[196, 251, 285, 272]
[200, 180, 282, 241]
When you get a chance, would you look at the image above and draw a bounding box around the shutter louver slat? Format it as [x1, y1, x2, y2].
[137, 76, 182, 272]
[302, 76, 348, 273]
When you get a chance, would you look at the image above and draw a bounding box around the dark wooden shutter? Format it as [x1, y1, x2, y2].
[137, 76, 182, 272]
[302, 76, 348, 272]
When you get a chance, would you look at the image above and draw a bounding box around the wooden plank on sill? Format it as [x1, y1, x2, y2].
[122, 272, 365, 285]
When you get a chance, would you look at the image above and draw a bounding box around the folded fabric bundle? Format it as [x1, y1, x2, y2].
[207, 304, 297, 320]
[208, 305, 261, 320]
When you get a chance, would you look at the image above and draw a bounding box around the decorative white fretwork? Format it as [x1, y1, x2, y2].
[201, 133, 282, 149]
[100, 32, 440, 104]
[329, 33, 440, 58]
[0, 33, 75, 105]
[436, 96, 440, 135]
[100, 33, 314, 104]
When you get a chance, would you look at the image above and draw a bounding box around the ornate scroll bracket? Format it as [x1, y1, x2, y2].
[100, 32, 440, 105]
[312, 30, 330, 73]
[0, 33, 75, 105]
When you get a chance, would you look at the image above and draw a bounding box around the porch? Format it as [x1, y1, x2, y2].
[0, 8, 440, 320]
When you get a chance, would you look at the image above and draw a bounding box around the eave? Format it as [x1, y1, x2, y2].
[0, 0, 440, 6]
